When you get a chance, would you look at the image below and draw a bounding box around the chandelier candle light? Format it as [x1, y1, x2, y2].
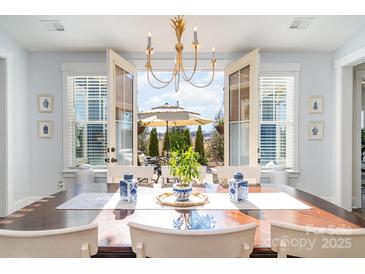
[145, 15, 217, 92]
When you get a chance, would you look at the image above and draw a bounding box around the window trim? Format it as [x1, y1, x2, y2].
[260, 63, 300, 172]
[61, 63, 106, 171]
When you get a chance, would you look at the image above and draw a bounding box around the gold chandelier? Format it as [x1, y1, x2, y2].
[145, 15, 216, 92]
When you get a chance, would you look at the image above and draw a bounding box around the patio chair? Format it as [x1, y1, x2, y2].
[271, 221, 365, 258]
[214, 166, 261, 185]
[128, 222, 257, 258]
[0, 223, 98, 258]
[108, 165, 155, 184]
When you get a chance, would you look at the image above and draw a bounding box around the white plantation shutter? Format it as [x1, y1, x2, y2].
[259, 75, 295, 168]
[66, 75, 107, 168]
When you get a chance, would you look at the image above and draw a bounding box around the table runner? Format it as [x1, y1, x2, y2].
[57, 187, 311, 210]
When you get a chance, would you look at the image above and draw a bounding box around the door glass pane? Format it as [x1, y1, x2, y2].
[229, 123, 239, 165]
[239, 122, 249, 165]
[229, 65, 250, 165]
[240, 66, 250, 121]
[115, 65, 133, 165]
[229, 72, 239, 122]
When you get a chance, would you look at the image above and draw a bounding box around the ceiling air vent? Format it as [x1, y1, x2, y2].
[40, 20, 65, 31]
[289, 17, 314, 30]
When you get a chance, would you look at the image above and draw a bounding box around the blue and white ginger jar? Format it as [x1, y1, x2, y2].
[229, 172, 248, 202]
[120, 173, 138, 203]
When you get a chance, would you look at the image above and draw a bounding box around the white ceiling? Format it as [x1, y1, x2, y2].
[0, 15, 365, 53]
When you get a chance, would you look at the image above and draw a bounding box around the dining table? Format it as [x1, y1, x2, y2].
[1, 182, 365, 258]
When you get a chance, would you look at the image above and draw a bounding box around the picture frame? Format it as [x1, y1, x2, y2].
[307, 121, 324, 140]
[308, 95, 323, 113]
[38, 95, 54, 113]
[38, 120, 53, 138]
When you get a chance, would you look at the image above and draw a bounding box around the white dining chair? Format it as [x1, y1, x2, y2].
[214, 166, 261, 185]
[108, 165, 155, 184]
[161, 166, 207, 185]
[128, 222, 257, 258]
[271, 221, 365, 258]
[0, 223, 98, 258]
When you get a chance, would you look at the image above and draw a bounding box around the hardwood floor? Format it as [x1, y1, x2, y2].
[353, 186, 365, 219]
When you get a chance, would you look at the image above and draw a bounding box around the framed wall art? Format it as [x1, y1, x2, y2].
[38, 120, 53, 138]
[307, 121, 324, 140]
[308, 96, 323, 114]
[38, 95, 54, 113]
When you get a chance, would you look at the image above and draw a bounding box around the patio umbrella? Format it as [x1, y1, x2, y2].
[138, 103, 214, 157]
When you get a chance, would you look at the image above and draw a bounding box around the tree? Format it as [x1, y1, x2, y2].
[162, 130, 170, 156]
[183, 128, 192, 147]
[194, 125, 207, 165]
[138, 128, 149, 154]
[148, 128, 159, 157]
[207, 132, 224, 164]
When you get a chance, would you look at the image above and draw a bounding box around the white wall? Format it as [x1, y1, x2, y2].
[335, 23, 365, 59]
[28, 51, 336, 202]
[261, 52, 335, 201]
[29, 52, 105, 196]
[0, 28, 31, 210]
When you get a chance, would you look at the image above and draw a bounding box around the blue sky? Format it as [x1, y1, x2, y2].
[137, 70, 224, 133]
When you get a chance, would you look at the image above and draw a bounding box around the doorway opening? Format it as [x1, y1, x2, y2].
[0, 57, 7, 217]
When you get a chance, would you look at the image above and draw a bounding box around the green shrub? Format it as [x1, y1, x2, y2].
[194, 125, 207, 165]
[148, 128, 159, 157]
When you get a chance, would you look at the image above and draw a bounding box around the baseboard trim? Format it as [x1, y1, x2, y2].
[322, 196, 335, 204]
[10, 196, 44, 214]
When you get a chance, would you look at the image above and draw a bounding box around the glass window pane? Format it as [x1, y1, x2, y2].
[229, 123, 239, 165]
[239, 122, 249, 165]
[239, 66, 250, 121]
[114, 65, 134, 166]
[229, 72, 239, 122]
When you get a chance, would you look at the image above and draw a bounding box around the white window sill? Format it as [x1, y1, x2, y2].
[62, 169, 107, 178]
[63, 169, 300, 179]
[261, 169, 300, 178]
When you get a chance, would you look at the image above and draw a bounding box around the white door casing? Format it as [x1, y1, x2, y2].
[0, 46, 14, 217]
[224, 49, 260, 167]
[107, 49, 137, 183]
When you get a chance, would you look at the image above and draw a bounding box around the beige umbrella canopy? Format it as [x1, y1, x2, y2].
[138, 102, 214, 156]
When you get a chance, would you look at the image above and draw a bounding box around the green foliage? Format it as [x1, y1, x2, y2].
[194, 125, 207, 165]
[163, 127, 190, 153]
[168, 146, 201, 186]
[183, 128, 192, 147]
[215, 111, 224, 126]
[207, 132, 224, 163]
[148, 128, 159, 157]
[138, 128, 149, 154]
[162, 130, 170, 156]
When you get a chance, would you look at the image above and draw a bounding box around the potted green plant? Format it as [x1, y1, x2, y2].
[138, 120, 146, 135]
[168, 146, 201, 201]
[214, 112, 224, 135]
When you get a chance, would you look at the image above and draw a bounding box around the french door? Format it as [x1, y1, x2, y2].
[106, 49, 137, 183]
[224, 49, 260, 166]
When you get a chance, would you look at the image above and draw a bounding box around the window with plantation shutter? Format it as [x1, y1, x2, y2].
[259, 74, 295, 169]
[66, 75, 107, 168]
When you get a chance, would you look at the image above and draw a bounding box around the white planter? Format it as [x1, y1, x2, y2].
[75, 164, 95, 184]
[269, 165, 289, 185]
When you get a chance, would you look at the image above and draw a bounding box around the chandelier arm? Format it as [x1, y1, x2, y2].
[174, 70, 181, 92]
[147, 69, 174, 89]
[185, 63, 216, 88]
[147, 54, 176, 84]
[181, 46, 198, 82]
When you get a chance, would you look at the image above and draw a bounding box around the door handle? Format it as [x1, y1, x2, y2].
[111, 158, 118, 163]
